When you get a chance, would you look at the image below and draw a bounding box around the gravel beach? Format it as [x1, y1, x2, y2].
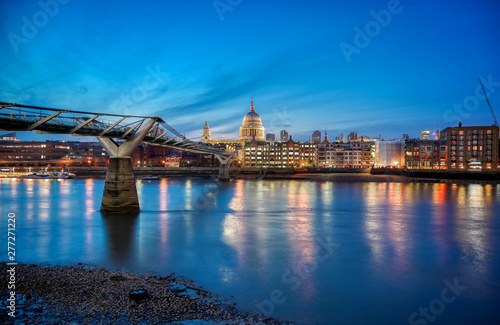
[0, 263, 293, 325]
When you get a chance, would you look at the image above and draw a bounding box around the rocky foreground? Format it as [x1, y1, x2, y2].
[0, 263, 292, 325]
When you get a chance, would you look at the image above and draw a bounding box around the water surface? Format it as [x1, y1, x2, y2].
[1, 178, 499, 324]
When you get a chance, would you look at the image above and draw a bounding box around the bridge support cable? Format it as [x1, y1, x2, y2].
[98, 116, 127, 136]
[69, 114, 101, 134]
[27, 111, 68, 131]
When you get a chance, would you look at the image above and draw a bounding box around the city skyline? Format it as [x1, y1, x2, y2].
[1, 0, 500, 142]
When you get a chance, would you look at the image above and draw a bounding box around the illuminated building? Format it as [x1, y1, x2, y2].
[266, 133, 275, 141]
[242, 138, 316, 167]
[316, 139, 373, 168]
[420, 130, 431, 140]
[405, 139, 447, 169]
[0, 133, 184, 168]
[374, 140, 405, 167]
[280, 130, 289, 142]
[202, 99, 316, 167]
[0, 137, 108, 167]
[440, 123, 499, 170]
[0, 132, 18, 141]
[239, 98, 265, 141]
[312, 130, 321, 143]
[201, 121, 211, 142]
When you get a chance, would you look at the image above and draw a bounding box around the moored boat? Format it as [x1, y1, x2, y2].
[21, 171, 76, 179]
[139, 176, 160, 180]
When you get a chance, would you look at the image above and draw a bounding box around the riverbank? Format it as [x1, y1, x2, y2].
[2, 166, 499, 184]
[0, 262, 292, 325]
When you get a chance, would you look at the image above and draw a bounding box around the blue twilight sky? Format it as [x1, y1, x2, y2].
[1, 0, 500, 142]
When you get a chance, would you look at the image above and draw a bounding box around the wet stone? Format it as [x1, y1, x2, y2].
[170, 284, 187, 293]
[0, 262, 292, 325]
[110, 275, 127, 281]
[129, 289, 149, 302]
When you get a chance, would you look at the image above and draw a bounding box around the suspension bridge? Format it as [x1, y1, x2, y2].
[0, 101, 234, 213]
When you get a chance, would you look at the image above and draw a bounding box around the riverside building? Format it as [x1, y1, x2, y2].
[440, 123, 499, 171]
[201, 99, 316, 167]
[404, 139, 447, 169]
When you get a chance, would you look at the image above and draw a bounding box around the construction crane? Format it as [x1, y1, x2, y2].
[478, 76, 499, 127]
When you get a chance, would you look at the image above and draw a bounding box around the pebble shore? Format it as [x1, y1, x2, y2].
[0, 263, 293, 325]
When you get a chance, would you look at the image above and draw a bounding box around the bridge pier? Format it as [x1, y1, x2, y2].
[98, 118, 157, 213]
[215, 152, 235, 181]
[101, 158, 139, 213]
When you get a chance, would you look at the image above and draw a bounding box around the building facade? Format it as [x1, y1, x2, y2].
[239, 99, 265, 141]
[280, 130, 289, 142]
[312, 130, 321, 143]
[0, 138, 109, 167]
[316, 140, 373, 168]
[405, 139, 447, 169]
[420, 130, 431, 140]
[374, 140, 405, 167]
[440, 124, 499, 171]
[201, 121, 211, 142]
[266, 133, 275, 141]
[241, 138, 316, 168]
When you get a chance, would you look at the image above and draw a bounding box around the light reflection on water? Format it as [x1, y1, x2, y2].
[0, 178, 499, 325]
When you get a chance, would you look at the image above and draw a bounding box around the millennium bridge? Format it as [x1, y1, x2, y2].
[0, 102, 234, 213]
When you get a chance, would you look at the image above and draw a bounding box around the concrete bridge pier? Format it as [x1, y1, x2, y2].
[97, 119, 157, 213]
[215, 152, 235, 181]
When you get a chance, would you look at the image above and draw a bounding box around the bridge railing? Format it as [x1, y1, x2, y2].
[0, 102, 229, 156]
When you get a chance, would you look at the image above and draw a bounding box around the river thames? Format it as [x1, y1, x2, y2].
[1, 178, 499, 324]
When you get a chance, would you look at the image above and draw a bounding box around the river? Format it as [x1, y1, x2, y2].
[0, 178, 499, 324]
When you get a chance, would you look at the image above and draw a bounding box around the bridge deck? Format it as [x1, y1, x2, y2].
[0, 102, 229, 156]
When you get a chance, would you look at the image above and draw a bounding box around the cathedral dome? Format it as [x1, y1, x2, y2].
[240, 98, 265, 141]
[242, 111, 263, 128]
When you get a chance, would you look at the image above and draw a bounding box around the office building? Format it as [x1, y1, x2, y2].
[420, 130, 431, 140]
[280, 130, 289, 142]
[312, 130, 321, 144]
